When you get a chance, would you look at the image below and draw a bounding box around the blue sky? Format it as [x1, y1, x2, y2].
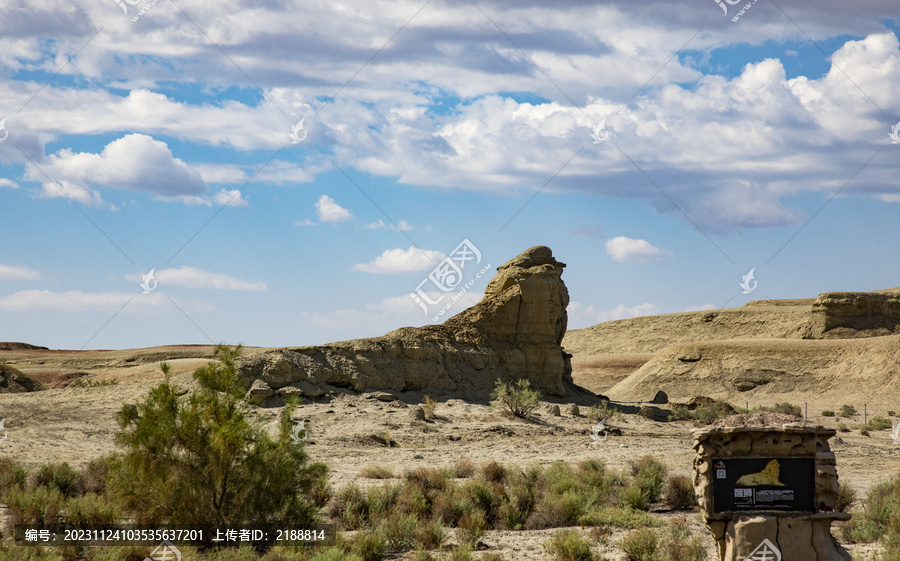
[1, 0, 899, 350]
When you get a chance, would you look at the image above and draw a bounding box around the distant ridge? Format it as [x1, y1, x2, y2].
[0, 342, 49, 350]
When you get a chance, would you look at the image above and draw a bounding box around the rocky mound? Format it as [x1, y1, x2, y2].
[0, 342, 49, 350]
[237, 246, 590, 401]
[606, 335, 900, 405]
[0, 364, 44, 393]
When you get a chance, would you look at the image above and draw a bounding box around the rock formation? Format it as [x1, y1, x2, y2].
[0, 364, 43, 393]
[236, 246, 584, 400]
[802, 290, 900, 339]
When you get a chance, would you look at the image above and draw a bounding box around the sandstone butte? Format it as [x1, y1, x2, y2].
[236, 246, 595, 402]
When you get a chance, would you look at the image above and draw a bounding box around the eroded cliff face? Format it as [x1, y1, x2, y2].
[803, 291, 900, 339]
[236, 246, 576, 399]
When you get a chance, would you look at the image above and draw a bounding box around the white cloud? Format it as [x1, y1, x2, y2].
[0, 290, 165, 312]
[604, 236, 668, 263]
[174, 189, 249, 207]
[352, 247, 445, 274]
[0, 178, 20, 189]
[27, 134, 207, 208]
[125, 266, 266, 291]
[365, 218, 413, 231]
[568, 301, 661, 329]
[315, 195, 352, 223]
[293, 219, 315, 226]
[0, 264, 42, 281]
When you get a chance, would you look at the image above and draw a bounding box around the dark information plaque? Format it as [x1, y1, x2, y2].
[712, 457, 815, 513]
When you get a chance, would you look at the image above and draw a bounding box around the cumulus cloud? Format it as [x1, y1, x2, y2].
[0, 264, 42, 280]
[125, 266, 266, 291]
[605, 236, 668, 263]
[0, 178, 20, 189]
[352, 247, 444, 273]
[25, 134, 211, 207]
[315, 195, 352, 223]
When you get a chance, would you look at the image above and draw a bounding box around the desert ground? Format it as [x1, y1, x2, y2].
[0, 334, 897, 560]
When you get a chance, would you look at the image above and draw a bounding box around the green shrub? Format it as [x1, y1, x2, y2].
[659, 519, 707, 561]
[620, 528, 659, 561]
[860, 426, 870, 436]
[535, 490, 584, 527]
[840, 404, 857, 417]
[868, 417, 892, 431]
[835, 482, 857, 513]
[670, 405, 693, 421]
[663, 475, 696, 510]
[33, 462, 85, 498]
[838, 423, 849, 432]
[822, 410, 835, 417]
[491, 379, 541, 418]
[629, 456, 667, 503]
[448, 545, 473, 561]
[70, 378, 119, 388]
[110, 347, 329, 527]
[5, 485, 65, 525]
[543, 529, 599, 561]
[360, 465, 395, 479]
[579, 506, 662, 529]
[64, 493, 120, 525]
[82, 456, 113, 495]
[379, 512, 419, 550]
[352, 530, 387, 561]
[413, 516, 445, 550]
[332, 483, 369, 529]
[691, 402, 735, 425]
[457, 509, 487, 546]
[0, 457, 27, 496]
[366, 482, 401, 521]
[587, 401, 622, 422]
[757, 402, 801, 417]
[619, 485, 649, 511]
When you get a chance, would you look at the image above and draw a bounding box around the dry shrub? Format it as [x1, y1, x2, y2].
[360, 465, 395, 479]
[457, 509, 487, 546]
[663, 475, 697, 510]
[422, 395, 438, 420]
[481, 461, 507, 484]
[453, 457, 476, 478]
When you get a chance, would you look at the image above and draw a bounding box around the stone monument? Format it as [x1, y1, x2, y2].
[693, 416, 851, 561]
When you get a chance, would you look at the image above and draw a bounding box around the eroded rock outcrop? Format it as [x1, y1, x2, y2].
[803, 291, 900, 339]
[237, 246, 580, 399]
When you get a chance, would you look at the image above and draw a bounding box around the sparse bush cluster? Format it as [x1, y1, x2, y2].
[756, 402, 802, 417]
[322, 455, 677, 560]
[619, 519, 706, 561]
[838, 472, 900, 560]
